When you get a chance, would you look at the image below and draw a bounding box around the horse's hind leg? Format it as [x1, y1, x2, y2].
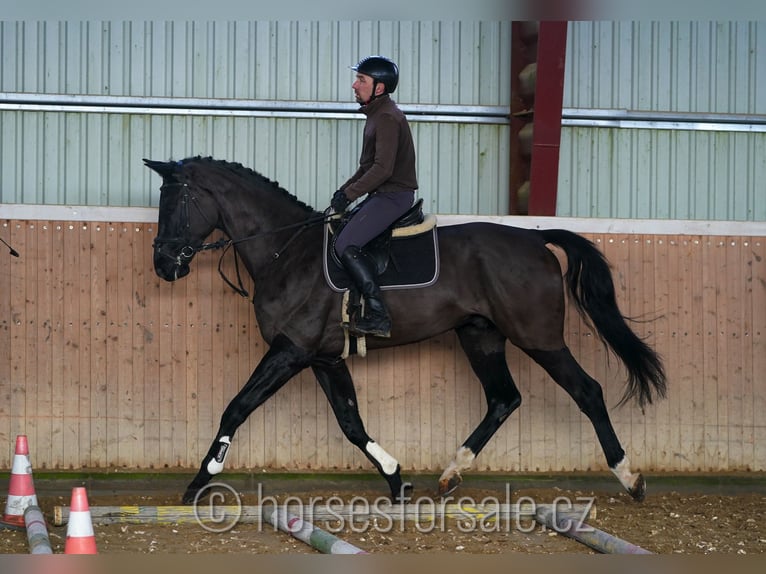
[312, 359, 410, 503]
[524, 347, 646, 501]
[438, 318, 522, 496]
[182, 334, 313, 504]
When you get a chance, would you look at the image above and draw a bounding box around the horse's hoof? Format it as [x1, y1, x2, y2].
[182, 488, 203, 505]
[438, 473, 462, 497]
[628, 473, 646, 502]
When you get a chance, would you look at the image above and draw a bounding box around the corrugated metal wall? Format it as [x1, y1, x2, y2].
[0, 21, 510, 213]
[558, 21, 766, 221]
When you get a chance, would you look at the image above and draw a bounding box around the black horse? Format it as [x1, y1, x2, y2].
[145, 156, 666, 504]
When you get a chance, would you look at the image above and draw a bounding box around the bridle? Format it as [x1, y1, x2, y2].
[153, 180, 334, 297]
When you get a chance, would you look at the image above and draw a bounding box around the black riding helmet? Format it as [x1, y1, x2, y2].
[351, 56, 399, 94]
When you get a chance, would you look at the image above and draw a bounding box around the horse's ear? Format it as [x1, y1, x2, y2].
[143, 158, 178, 179]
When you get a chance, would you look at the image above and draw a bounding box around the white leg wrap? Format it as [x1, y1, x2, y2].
[365, 441, 398, 475]
[439, 446, 476, 482]
[611, 456, 638, 491]
[206, 436, 231, 475]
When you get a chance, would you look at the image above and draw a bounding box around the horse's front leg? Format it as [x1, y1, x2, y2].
[312, 359, 411, 503]
[182, 334, 313, 504]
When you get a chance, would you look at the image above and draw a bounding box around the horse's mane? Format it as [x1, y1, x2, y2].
[179, 156, 317, 214]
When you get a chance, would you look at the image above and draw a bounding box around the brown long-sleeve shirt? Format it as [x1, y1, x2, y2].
[340, 94, 418, 201]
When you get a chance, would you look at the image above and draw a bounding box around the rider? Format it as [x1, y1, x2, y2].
[331, 55, 418, 338]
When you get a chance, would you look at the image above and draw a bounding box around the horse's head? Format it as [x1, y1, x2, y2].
[144, 158, 220, 282]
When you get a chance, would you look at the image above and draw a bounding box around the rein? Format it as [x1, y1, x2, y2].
[214, 212, 332, 298]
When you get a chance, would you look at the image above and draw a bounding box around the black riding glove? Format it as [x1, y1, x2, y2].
[331, 190, 351, 212]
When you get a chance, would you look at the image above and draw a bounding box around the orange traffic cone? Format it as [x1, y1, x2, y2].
[64, 487, 97, 554]
[2, 435, 38, 528]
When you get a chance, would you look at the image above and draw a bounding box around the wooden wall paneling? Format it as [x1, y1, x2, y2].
[632, 234, 654, 469]
[652, 235, 673, 470]
[156, 241, 175, 467]
[104, 224, 121, 465]
[740, 235, 758, 470]
[584, 235, 608, 469]
[14, 221, 30, 459]
[356, 348, 377, 471]
[713, 237, 731, 470]
[29, 222, 48, 467]
[556, 260, 578, 471]
[440, 332, 458, 473]
[349, 347, 368, 470]
[511, 352, 528, 471]
[713, 238, 730, 470]
[688, 237, 707, 469]
[62, 223, 82, 468]
[415, 340, 431, 471]
[513, 340, 532, 471]
[192, 241, 214, 468]
[511, 338, 529, 471]
[15, 222, 30, 458]
[608, 235, 632, 467]
[390, 346, 406, 469]
[117, 225, 136, 465]
[89, 223, 108, 467]
[663, 237, 683, 470]
[77, 223, 93, 467]
[680, 237, 702, 470]
[8, 223, 28, 462]
[629, 235, 650, 469]
[750, 237, 765, 470]
[312, 342, 329, 472]
[397, 344, 417, 470]
[726, 237, 744, 468]
[373, 348, 395, 470]
[131, 224, 149, 466]
[142, 223, 161, 468]
[3, 221, 765, 473]
[48, 222, 66, 468]
[563, 237, 584, 472]
[425, 335, 446, 472]
[349, 351, 368, 470]
[0, 222, 12, 466]
[300, 366, 319, 470]
[287, 361, 304, 471]
[574, 234, 602, 470]
[598, 237, 627, 469]
[171, 257, 191, 467]
[206, 259, 230, 466]
[641, 235, 662, 471]
[271, 300, 292, 470]
[742, 236, 758, 469]
[241, 272, 264, 470]
[183, 242, 201, 465]
[701, 237, 722, 469]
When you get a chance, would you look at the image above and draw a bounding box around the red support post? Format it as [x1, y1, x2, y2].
[526, 21, 568, 216]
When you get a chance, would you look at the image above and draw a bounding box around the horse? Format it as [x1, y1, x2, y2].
[144, 156, 666, 504]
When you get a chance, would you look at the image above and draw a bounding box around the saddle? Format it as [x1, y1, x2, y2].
[323, 198, 440, 293]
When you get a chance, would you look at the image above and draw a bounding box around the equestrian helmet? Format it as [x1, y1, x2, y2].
[352, 56, 399, 94]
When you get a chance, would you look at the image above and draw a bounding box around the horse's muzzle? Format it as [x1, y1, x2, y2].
[154, 252, 191, 282]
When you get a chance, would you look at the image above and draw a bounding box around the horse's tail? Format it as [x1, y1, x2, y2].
[539, 229, 667, 409]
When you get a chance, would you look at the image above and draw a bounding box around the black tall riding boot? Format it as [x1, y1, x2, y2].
[339, 246, 392, 338]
